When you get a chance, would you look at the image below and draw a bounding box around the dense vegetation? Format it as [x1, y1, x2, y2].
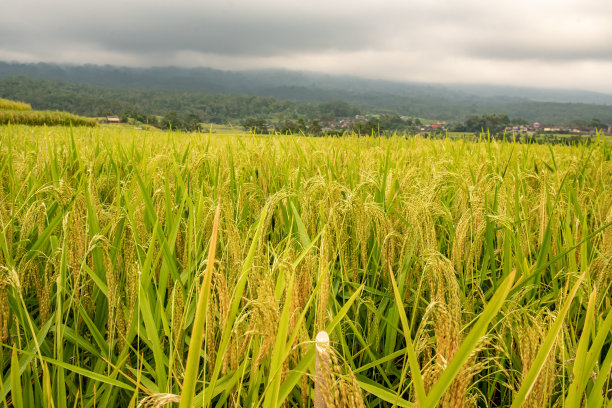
[0, 77, 360, 125]
[3, 68, 612, 125]
[0, 125, 610, 407]
[3, 61, 612, 105]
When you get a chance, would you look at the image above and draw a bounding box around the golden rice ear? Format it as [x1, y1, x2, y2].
[0, 274, 8, 344]
[316, 229, 330, 332]
[314, 330, 331, 408]
[515, 312, 559, 408]
[137, 393, 181, 408]
[315, 330, 366, 408]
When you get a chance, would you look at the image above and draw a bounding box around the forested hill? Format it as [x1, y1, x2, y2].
[1, 62, 612, 124]
[0, 77, 308, 123]
[3, 62, 612, 105]
[0, 62, 512, 118]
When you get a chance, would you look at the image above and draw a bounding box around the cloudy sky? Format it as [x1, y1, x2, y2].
[2, 0, 612, 92]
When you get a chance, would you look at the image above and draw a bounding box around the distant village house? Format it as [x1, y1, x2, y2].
[100, 115, 120, 124]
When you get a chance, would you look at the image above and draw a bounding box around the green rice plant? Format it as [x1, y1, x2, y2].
[511, 272, 584, 408]
[565, 285, 612, 408]
[0, 124, 610, 407]
[179, 203, 221, 408]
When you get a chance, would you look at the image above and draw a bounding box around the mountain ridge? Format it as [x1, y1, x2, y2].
[3, 61, 612, 106]
[1, 61, 611, 124]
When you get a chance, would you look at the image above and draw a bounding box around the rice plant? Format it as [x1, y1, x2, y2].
[0, 110, 97, 127]
[0, 124, 610, 407]
[0, 98, 31, 112]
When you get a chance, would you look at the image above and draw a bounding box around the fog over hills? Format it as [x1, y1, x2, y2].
[1, 61, 612, 124]
[3, 61, 612, 104]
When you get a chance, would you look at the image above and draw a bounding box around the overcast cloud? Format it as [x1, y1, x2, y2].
[2, 0, 612, 92]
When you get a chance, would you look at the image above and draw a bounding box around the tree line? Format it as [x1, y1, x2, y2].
[453, 113, 609, 134]
[1, 76, 610, 133]
[0, 77, 363, 130]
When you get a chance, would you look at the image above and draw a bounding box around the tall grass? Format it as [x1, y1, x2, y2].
[0, 124, 610, 407]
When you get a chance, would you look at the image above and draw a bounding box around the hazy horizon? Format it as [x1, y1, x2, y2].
[2, 0, 612, 93]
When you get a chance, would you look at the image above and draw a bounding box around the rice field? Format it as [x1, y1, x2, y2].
[0, 111, 98, 127]
[0, 98, 97, 127]
[0, 125, 610, 407]
[0, 99, 31, 112]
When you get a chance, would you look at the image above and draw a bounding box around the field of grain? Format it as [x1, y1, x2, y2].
[0, 99, 31, 112]
[0, 98, 98, 127]
[0, 125, 610, 407]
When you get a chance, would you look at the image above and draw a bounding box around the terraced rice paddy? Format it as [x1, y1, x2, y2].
[0, 125, 610, 407]
[0, 98, 97, 127]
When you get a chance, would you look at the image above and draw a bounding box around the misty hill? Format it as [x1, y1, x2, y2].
[1, 61, 612, 124]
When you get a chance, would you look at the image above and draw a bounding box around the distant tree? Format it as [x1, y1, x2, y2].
[144, 114, 159, 127]
[589, 118, 608, 130]
[184, 113, 202, 132]
[464, 113, 510, 134]
[465, 115, 483, 132]
[161, 110, 183, 130]
[241, 117, 268, 134]
[378, 114, 412, 131]
[318, 100, 359, 117]
[278, 119, 299, 134]
[296, 118, 307, 133]
[120, 111, 130, 123]
[320, 114, 334, 123]
[308, 119, 322, 136]
[352, 120, 382, 136]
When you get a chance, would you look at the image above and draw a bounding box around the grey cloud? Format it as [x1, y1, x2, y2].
[91, 20, 382, 56]
[467, 43, 612, 62]
[462, 29, 612, 62]
[1, 0, 612, 91]
[2, 0, 459, 58]
[1, 10, 391, 57]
